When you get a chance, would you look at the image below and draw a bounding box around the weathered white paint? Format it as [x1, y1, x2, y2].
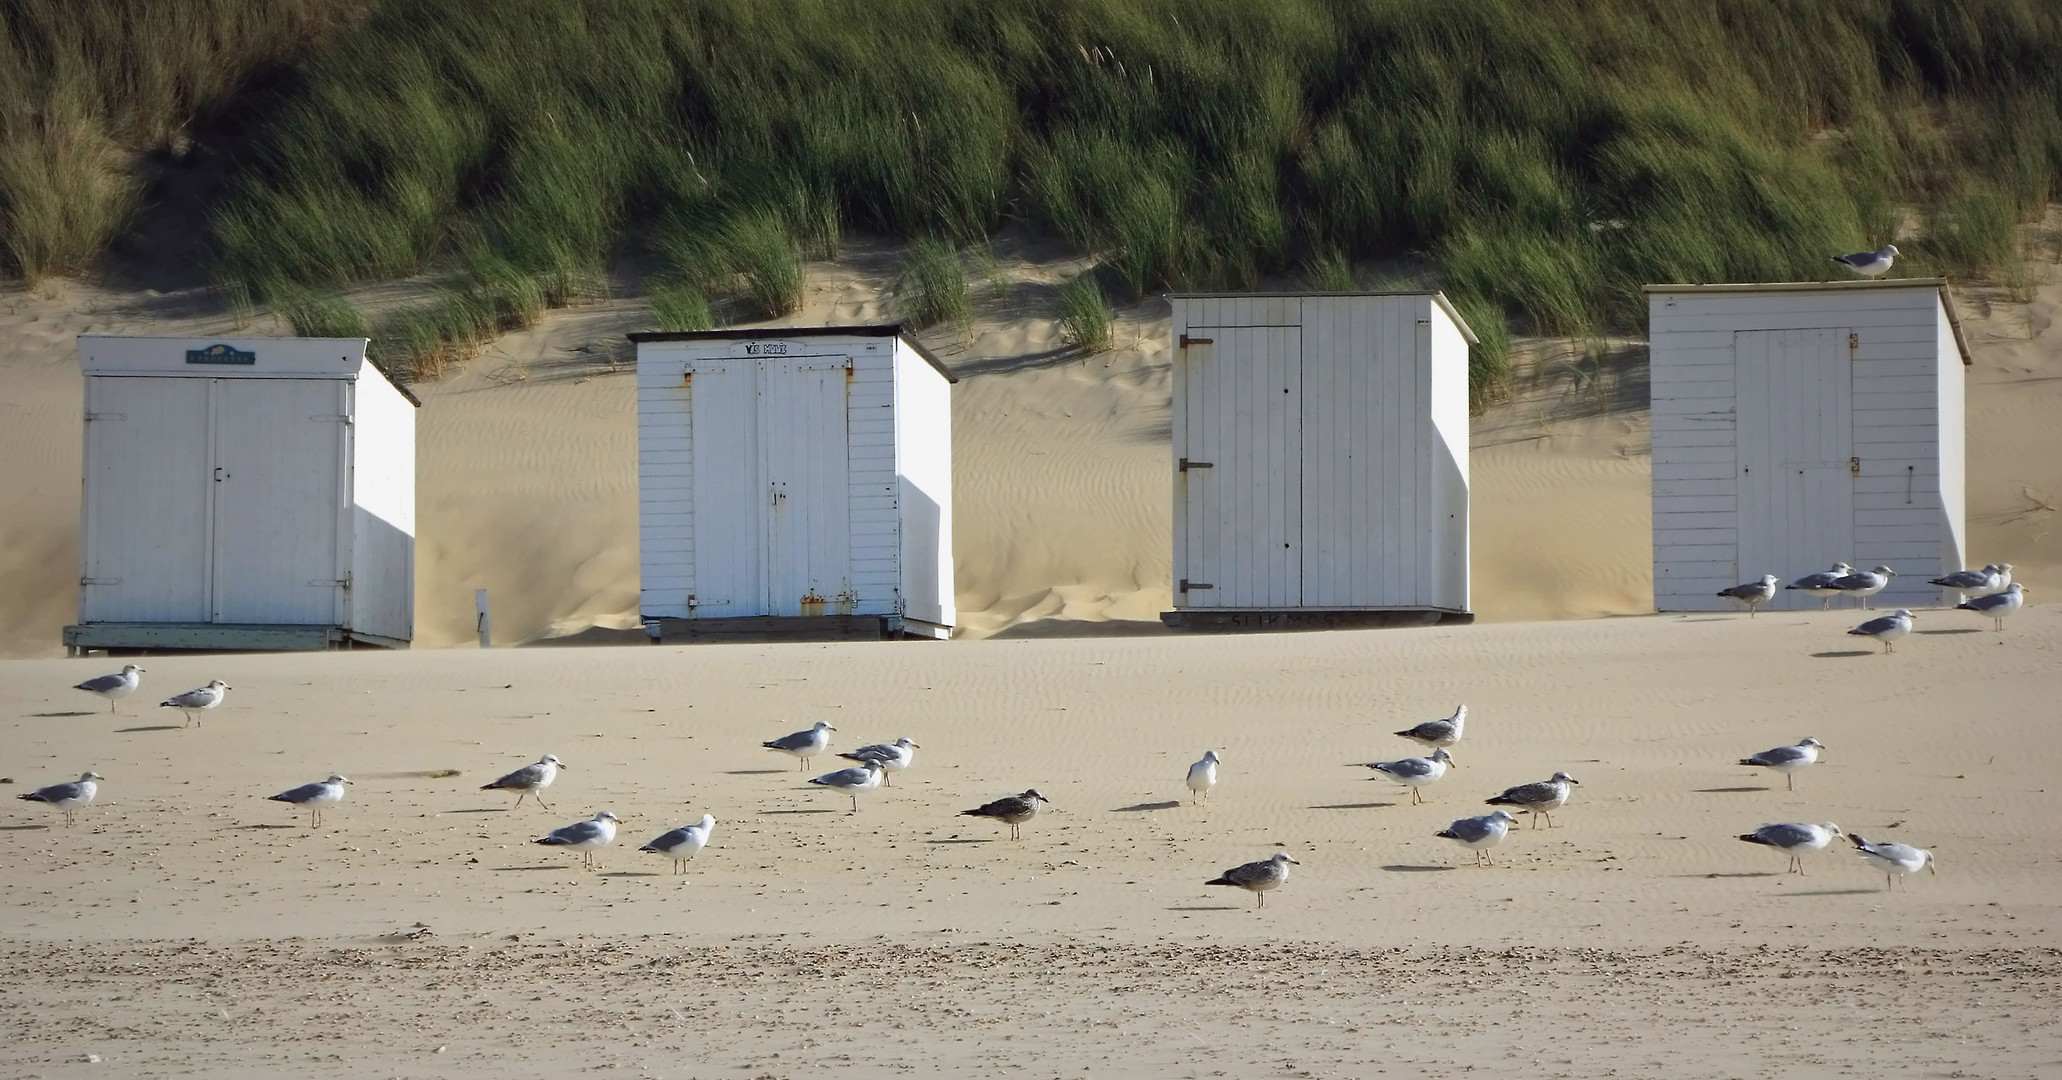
[634, 328, 955, 631]
[1170, 293, 1474, 614]
[74, 336, 417, 646]
[1646, 281, 1967, 611]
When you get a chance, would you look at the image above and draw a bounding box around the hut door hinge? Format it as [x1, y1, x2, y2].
[1849, 457, 1861, 475]
[1179, 579, 1215, 593]
[1848, 332, 1859, 354]
[1178, 458, 1214, 472]
[1179, 334, 1214, 349]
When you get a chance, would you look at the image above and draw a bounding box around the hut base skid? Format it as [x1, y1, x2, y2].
[641, 614, 948, 643]
[67, 336, 418, 654]
[1160, 608, 1474, 632]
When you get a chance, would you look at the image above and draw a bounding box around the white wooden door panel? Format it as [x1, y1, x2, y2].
[209, 379, 346, 624]
[1177, 327, 1301, 608]
[80, 377, 212, 622]
[1736, 328, 1854, 609]
[760, 359, 852, 616]
[688, 360, 762, 615]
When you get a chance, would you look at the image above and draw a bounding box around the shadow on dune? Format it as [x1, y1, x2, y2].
[116, 725, 185, 733]
[1113, 801, 1181, 813]
[1809, 650, 1875, 658]
[1308, 802, 1395, 810]
[1693, 786, 1773, 793]
[1381, 864, 1455, 873]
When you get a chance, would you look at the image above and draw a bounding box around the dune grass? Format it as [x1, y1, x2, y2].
[1057, 273, 1115, 353]
[7, 0, 2062, 399]
[895, 238, 972, 331]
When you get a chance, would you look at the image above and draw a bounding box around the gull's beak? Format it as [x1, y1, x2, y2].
[343, 779, 355, 785]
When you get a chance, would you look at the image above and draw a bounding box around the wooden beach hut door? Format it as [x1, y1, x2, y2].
[1176, 327, 1303, 608]
[1735, 328, 1854, 608]
[687, 357, 851, 617]
[208, 379, 347, 624]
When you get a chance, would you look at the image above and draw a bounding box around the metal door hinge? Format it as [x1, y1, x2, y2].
[1848, 332, 1859, 353]
[1178, 458, 1214, 472]
[1179, 579, 1215, 592]
[1850, 456, 1861, 475]
[1179, 334, 1214, 349]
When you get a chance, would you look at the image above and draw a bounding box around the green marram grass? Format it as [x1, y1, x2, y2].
[5, 0, 2062, 401]
[896, 238, 972, 331]
[1057, 273, 1114, 353]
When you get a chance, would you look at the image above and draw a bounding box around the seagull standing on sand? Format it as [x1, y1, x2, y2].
[1395, 705, 1466, 750]
[1785, 563, 1857, 610]
[1718, 575, 1780, 617]
[159, 680, 230, 727]
[1437, 809, 1519, 866]
[1831, 244, 1899, 277]
[268, 774, 351, 827]
[73, 665, 142, 714]
[1829, 565, 1896, 610]
[1739, 737, 1824, 791]
[481, 754, 565, 810]
[764, 721, 837, 771]
[1205, 852, 1299, 908]
[1849, 609, 1915, 653]
[17, 771, 102, 826]
[808, 759, 885, 812]
[1958, 582, 2028, 631]
[838, 737, 920, 786]
[535, 811, 619, 870]
[1929, 564, 2003, 603]
[641, 814, 716, 875]
[1737, 822, 1843, 875]
[1486, 772, 1579, 829]
[1186, 750, 1220, 803]
[1360, 748, 1455, 804]
[1850, 833, 1935, 891]
[960, 789, 1050, 840]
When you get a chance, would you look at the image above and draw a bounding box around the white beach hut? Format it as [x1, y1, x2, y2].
[630, 326, 955, 640]
[1164, 292, 1475, 629]
[66, 336, 417, 652]
[1646, 280, 1970, 611]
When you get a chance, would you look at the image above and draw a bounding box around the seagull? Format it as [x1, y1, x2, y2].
[808, 759, 885, 812]
[640, 814, 716, 875]
[1205, 852, 1299, 908]
[1486, 772, 1579, 829]
[1737, 821, 1843, 875]
[73, 665, 142, 714]
[1394, 705, 1466, 750]
[481, 754, 565, 810]
[1437, 809, 1519, 866]
[1359, 748, 1455, 804]
[1850, 832, 1935, 891]
[1958, 582, 2028, 631]
[837, 737, 919, 786]
[1716, 574, 1779, 616]
[535, 811, 619, 870]
[1928, 564, 2002, 603]
[1739, 737, 1824, 791]
[1986, 562, 2016, 597]
[1186, 750, 1220, 803]
[18, 771, 102, 826]
[268, 774, 351, 827]
[1828, 565, 1896, 610]
[159, 680, 230, 727]
[764, 721, 837, 771]
[1849, 608, 1915, 653]
[1831, 244, 1899, 277]
[1785, 563, 1857, 610]
[959, 789, 1050, 840]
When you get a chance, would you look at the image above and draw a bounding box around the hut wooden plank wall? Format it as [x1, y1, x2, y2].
[632, 326, 955, 640]
[67, 336, 417, 653]
[1166, 292, 1474, 629]
[1647, 280, 1969, 611]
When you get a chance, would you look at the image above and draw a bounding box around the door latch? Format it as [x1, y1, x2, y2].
[213, 467, 229, 482]
[1178, 458, 1214, 472]
[1179, 579, 1216, 592]
[1178, 334, 1214, 349]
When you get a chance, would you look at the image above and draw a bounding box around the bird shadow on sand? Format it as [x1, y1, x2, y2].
[115, 724, 184, 733]
[725, 769, 793, 776]
[1809, 650, 1876, 658]
[1917, 628, 1983, 635]
[927, 837, 995, 844]
[491, 865, 565, 872]
[1113, 801, 1181, 812]
[601, 871, 661, 878]
[1381, 864, 1455, 873]
[1308, 802, 1396, 810]
[32, 711, 99, 718]
[1675, 617, 1733, 623]
[0, 824, 49, 831]
[1166, 905, 1243, 912]
[760, 808, 837, 815]
[442, 807, 515, 814]
[1693, 786, 1773, 793]
[1684, 872, 1780, 878]
[1781, 887, 1882, 897]
[229, 824, 296, 830]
